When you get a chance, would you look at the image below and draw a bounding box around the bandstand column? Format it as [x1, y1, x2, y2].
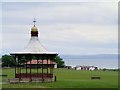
[50, 55, 55, 79]
[17, 55, 20, 80]
[51, 60, 53, 74]
[25, 55, 28, 78]
[50, 58, 52, 78]
[17, 58, 19, 78]
[19, 55, 22, 80]
[15, 55, 17, 77]
[30, 55, 32, 81]
[47, 55, 49, 77]
[42, 55, 44, 82]
[37, 56, 39, 78]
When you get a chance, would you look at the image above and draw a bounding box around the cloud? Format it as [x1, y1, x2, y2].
[3, 2, 117, 25]
[39, 23, 118, 43]
[2, 2, 118, 55]
[1, 0, 119, 2]
[2, 23, 118, 55]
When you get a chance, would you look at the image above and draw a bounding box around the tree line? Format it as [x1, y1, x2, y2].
[0, 55, 65, 68]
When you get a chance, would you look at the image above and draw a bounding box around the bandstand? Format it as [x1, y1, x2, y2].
[10, 19, 58, 83]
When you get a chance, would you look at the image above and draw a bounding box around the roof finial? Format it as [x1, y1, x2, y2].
[33, 18, 36, 26]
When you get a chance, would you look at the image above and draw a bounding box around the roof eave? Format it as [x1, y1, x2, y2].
[10, 52, 58, 55]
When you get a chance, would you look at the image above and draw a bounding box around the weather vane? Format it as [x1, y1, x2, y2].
[33, 18, 36, 26]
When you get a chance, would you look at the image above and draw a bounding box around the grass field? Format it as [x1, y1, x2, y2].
[1, 68, 118, 88]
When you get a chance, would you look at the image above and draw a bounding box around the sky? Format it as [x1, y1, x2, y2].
[1, 1, 118, 56]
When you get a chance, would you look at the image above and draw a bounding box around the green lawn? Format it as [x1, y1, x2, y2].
[1, 68, 118, 88]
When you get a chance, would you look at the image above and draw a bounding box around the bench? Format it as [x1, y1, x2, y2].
[91, 76, 101, 80]
[0, 74, 7, 77]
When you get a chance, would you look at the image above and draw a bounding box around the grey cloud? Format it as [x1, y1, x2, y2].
[2, 2, 118, 55]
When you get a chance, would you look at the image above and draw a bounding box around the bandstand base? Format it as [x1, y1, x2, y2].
[9, 77, 53, 84]
[8, 73, 54, 83]
[15, 73, 53, 78]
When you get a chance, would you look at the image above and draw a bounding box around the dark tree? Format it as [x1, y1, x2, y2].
[2, 55, 16, 67]
[54, 55, 65, 68]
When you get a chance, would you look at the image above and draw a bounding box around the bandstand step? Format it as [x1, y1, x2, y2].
[9, 78, 20, 84]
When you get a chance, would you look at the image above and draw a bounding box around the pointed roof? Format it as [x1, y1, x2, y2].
[22, 37, 47, 53]
[10, 20, 57, 55]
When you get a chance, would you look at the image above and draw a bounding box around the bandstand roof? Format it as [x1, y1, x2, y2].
[10, 20, 57, 55]
[10, 37, 57, 55]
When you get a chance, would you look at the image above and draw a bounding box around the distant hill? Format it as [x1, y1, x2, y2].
[60, 54, 118, 59]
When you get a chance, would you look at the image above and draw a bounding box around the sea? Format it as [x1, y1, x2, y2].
[60, 54, 118, 69]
